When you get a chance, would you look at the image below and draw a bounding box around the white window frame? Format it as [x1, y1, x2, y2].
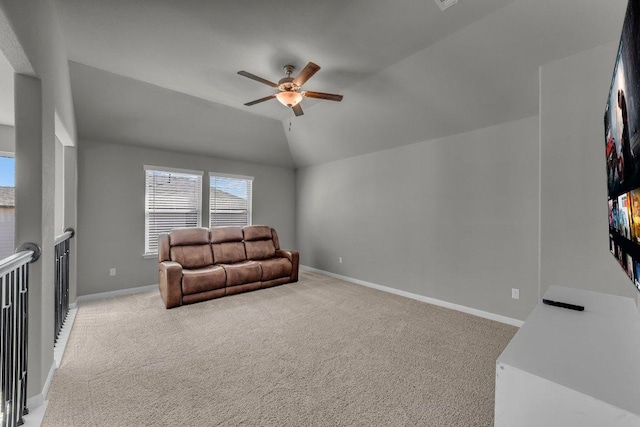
[209, 172, 253, 228]
[144, 165, 203, 256]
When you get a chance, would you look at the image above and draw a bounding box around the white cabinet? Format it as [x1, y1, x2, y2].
[495, 286, 640, 427]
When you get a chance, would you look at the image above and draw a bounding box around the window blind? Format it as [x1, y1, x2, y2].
[145, 168, 202, 255]
[209, 174, 253, 227]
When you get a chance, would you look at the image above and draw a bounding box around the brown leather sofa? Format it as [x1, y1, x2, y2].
[158, 225, 299, 308]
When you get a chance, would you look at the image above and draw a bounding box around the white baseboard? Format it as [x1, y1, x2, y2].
[54, 307, 78, 368]
[301, 265, 524, 328]
[76, 284, 157, 303]
[22, 399, 47, 427]
[26, 360, 55, 410]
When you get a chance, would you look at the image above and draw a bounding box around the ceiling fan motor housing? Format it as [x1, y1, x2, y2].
[278, 79, 300, 94]
[278, 65, 301, 93]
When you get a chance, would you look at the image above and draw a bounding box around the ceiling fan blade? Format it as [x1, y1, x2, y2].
[244, 94, 276, 106]
[293, 62, 321, 87]
[237, 71, 278, 88]
[303, 91, 343, 102]
[292, 104, 304, 117]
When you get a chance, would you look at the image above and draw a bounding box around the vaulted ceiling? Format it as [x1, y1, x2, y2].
[52, 0, 627, 168]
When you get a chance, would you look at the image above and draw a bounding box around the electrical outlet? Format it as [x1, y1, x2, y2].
[339, 257, 343, 264]
[110, 268, 116, 276]
[512, 288, 519, 300]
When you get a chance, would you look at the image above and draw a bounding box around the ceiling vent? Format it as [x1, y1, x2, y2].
[435, 0, 458, 11]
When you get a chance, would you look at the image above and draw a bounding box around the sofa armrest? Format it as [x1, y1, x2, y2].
[276, 249, 299, 282]
[159, 261, 183, 308]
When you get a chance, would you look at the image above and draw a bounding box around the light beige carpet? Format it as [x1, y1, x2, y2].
[42, 271, 516, 426]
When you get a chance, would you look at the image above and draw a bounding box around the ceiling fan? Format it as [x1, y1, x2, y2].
[238, 62, 343, 117]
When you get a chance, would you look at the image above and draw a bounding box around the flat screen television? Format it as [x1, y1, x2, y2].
[606, 0, 640, 292]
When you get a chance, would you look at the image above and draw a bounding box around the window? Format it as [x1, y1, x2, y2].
[0, 155, 15, 260]
[209, 173, 253, 227]
[144, 166, 203, 255]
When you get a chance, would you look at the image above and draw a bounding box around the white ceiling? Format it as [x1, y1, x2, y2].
[50, 0, 628, 167]
[69, 61, 294, 167]
[287, 0, 628, 165]
[54, 0, 514, 121]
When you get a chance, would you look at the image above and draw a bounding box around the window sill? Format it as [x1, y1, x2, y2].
[142, 254, 157, 260]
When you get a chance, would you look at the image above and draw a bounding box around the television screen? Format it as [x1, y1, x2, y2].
[605, 0, 640, 292]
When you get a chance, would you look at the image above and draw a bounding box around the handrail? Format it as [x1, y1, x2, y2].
[54, 227, 75, 246]
[0, 251, 34, 278]
[0, 241, 41, 277]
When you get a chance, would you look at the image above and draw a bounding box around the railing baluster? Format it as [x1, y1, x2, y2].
[19, 264, 28, 420]
[1, 273, 7, 427]
[53, 228, 74, 346]
[0, 244, 39, 427]
[64, 239, 69, 323]
[5, 270, 14, 427]
[10, 269, 16, 427]
[54, 243, 59, 343]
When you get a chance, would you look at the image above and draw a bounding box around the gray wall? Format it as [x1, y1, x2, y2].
[77, 139, 296, 296]
[54, 137, 64, 235]
[540, 41, 638, 301]
[297, 116, 540, 321]
[296, 39, 640, 324]
[64, 146, 78, 303]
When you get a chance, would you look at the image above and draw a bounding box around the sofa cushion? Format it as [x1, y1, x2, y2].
[212, 242, 247, 264]
[256, 257, 292, 281]
[226, 282, 261, 295]
[211, 226, 247, 264]
[245, 240, 276, 260]
[210, 226, 244, 243]
[169, 227, 210, 246]
[158, 233, 171, 262]
[243, 225, 276, 260]
[222, 261, 262, 286]
[242, 225, 273, 241]
[181, 265, 226, 295]
[170, 245, 213, 269]
[261, 277, 290, 289]
[183, 288, 226, 305]
[271, 228, 281, 250]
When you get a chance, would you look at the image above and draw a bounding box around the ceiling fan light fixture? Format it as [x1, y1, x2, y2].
[276, 91, 303, 107]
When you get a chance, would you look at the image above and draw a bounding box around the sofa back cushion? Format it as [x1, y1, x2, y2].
[158, 233, 170, 262]
[271, 228, 281, 250]
[243, 225, 276, 260]
[211, 226, 247, 264]
[169, 228, 213, 269]
[170, 227, 210, 246]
